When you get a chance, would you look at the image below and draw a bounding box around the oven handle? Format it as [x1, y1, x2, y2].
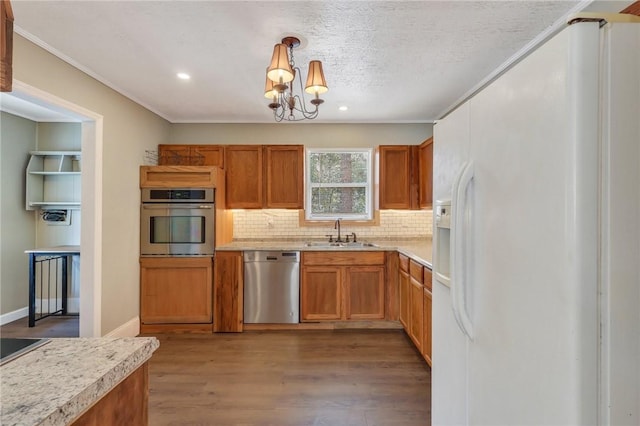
[141, 204, 214, 209]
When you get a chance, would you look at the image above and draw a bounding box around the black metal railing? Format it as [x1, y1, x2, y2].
[29, 255, 68, 326]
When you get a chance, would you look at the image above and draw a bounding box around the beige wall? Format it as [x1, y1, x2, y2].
[169, 123, 433, 147]
[13, 34, 171, 335]
[0, 112, 37, 316]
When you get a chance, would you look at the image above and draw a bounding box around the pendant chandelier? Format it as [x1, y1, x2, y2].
[264, 36, 328, 122]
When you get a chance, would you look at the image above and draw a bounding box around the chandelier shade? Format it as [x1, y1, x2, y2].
[264, 35, 328, 122]
[267, 43, 294, 84]
[264, 70, 279, 99]
[304, 60, 328, 95]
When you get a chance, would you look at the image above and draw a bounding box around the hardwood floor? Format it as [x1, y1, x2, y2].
[145, 330, 431, 426]
[0, 315, 78, 338]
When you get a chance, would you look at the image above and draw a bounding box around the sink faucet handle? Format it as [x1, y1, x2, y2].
[325, 234, 333, 243]
[345, 234, 350, 243]
[351, 232, 357, 242]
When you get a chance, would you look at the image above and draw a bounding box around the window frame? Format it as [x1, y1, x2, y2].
[304, 147, 374, 221]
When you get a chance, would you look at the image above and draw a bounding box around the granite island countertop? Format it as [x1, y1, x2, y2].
[217, 238, 432, 269]
[1, 337, 159, 426]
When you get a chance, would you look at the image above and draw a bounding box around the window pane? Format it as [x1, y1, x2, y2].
[311, 187, 366, 215]
[309, 152, 368, 184]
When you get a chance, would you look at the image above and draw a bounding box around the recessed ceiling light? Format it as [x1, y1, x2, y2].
[177, 72, 191, 80]
[339, 105, 348, 111]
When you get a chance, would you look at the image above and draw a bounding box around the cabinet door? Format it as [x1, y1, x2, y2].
[157, 144, 192, 165]
[345, 266, 385, 320]
[379, 145, 411, 209]
[213, 251, 243, 332]
[193, 145, 224, 168]
[225, 145, 263, 208]
[423, 287, 432, 366]
[301, 266, 342, 321]
[140, 257, 212, 324]
[418, 137, 433, 209]
[409, 277, 424, 352]
[399, 269, 410, 329]
[264, 145, 303, 208]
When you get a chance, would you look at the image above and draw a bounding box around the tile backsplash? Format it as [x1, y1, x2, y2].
[232, 209, 433, 240]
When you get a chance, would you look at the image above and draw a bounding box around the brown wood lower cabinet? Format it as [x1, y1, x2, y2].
[213, 251, 243, 332]
[301, 251, 385, 321]
[399, 265, 410, 329]
[423, 285, 432, 366]
[398, 254, 432, 366]
[301, 266, 342, 321]
[409, 275, 424, 353]
[71, 363, 149, 426]
[140, 257, 212, 325]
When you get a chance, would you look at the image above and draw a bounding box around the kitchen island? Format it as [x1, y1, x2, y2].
[0, 337, 158, 426]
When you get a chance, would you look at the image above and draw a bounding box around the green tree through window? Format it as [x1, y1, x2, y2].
[306, 149, 373, 220]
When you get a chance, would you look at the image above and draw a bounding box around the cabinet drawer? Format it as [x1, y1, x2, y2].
[399, 254, 409, 272]
[409, 259, 424, 283]
[303, 251, 385, 266]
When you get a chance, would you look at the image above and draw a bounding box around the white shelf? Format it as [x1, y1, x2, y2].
[26, 151, 81, 211]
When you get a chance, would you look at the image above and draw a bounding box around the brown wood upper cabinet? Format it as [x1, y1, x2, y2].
[225, 145, 264, 208]
[1, 0, 14, 93]
[379, 138, 433, 210]
[225, 144, 303, 209]
[158, 144, 224, 168]
[418, 137, 433, 209]
[379, 145, 412, 209]
[264, 145, 304, 209]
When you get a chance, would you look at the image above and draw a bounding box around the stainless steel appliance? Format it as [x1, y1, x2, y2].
[140, 188, 215, 256]
[243, 251, 300, 324]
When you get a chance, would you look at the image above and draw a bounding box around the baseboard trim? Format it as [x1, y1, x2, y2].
[104, 316, 140, 337]
[0, 307, 28, 326]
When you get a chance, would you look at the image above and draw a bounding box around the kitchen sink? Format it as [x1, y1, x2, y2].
[304, 241, 378, 248]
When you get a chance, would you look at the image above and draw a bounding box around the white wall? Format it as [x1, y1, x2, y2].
[13, 34, 171, 335]
[0, 112, 37, 317]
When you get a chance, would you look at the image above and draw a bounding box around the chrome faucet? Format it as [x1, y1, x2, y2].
[334, 218, 342, 242]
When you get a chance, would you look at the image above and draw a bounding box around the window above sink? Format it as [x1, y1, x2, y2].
[305, 148, 374, 222]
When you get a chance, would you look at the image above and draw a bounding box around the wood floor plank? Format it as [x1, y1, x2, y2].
[0, 316, 78, 338]
[145, 330, 430, 426]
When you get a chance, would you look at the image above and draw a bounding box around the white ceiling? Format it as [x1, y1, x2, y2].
[5, 1, 634, 124]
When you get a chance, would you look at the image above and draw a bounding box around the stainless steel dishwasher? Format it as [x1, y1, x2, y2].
[243, 251, 300, 324]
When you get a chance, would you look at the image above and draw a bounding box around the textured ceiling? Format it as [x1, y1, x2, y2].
[6, 1, 635, 123]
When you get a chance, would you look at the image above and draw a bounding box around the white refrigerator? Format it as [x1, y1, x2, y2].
[432, 17, 639, 426]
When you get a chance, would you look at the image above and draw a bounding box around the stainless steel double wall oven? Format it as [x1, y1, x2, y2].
[140, 188, 215, 256]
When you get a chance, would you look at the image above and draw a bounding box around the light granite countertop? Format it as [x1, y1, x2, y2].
[217, 238, 432, 269]
[1, 337, 159, 426]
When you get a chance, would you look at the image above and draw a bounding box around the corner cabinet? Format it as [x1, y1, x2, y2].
[301, 251, 385, 321]
[418, 137, 433, 209]
[26, 151, 81, 210]
[379, 138, 433, 210]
